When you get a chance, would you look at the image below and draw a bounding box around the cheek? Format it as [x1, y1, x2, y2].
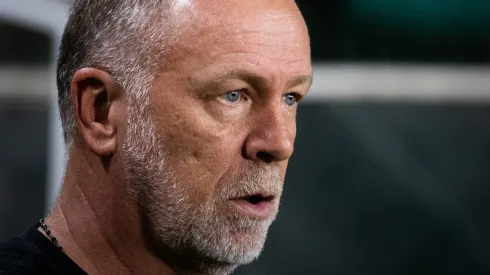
[154, 108, 246, 202]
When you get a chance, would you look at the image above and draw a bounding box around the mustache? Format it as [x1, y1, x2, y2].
[216, 164, 284, 201]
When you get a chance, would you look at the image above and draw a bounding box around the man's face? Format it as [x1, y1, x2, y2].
[123, 0, 311, 272]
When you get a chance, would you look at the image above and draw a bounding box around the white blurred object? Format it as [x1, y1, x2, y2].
[0, 0, 68, 34]
[309, 64, 490, 103]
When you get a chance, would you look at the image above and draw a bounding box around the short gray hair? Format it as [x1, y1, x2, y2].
[56, 0, 186, 145]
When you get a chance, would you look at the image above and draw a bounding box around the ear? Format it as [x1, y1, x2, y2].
[71, 68, 121, 156]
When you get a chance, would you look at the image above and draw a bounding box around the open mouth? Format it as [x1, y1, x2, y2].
[240, 194, 275, 205]
[229, 194, 275, 218]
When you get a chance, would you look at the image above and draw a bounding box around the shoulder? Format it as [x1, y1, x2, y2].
[0, 236, 53, 275]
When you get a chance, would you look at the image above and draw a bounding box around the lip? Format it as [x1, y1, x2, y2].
[228, 196, 275, 219]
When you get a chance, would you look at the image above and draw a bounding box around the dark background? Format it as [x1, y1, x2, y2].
[237, 103, 490, 275]
[298, 0, 490, 63]
[1, 1, 490, 274]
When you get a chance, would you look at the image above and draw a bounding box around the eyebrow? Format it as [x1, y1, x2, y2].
[289, 74, 314, 89]
[205, 69, 313, 91]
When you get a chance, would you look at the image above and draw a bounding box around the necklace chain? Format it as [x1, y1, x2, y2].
[37, 219, 63, 251]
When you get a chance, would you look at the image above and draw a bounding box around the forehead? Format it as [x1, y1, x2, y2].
[164, 0, 311, 78]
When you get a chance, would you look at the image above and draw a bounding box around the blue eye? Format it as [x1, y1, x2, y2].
[225, 90, 242, 103]
[285, 93, 299, 106]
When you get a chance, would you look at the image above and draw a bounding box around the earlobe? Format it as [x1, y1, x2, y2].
[71, 68, 120, 157]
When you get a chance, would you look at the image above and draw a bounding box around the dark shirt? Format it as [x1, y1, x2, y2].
[0, 226, 87, 275]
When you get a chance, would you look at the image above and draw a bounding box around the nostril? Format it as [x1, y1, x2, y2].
[256, 152, 275, 163]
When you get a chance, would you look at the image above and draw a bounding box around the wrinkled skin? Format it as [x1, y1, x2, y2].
[49, 1, 312, 275]
[125, 0, 312, 273]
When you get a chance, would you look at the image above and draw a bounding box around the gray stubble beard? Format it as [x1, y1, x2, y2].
[122, 104, 283, 274]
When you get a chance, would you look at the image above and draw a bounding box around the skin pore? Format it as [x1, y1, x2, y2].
[45, 0, 312, 275]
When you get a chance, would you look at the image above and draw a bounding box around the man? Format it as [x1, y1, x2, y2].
[0, 0, 312, 274]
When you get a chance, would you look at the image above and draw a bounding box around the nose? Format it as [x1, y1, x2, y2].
[243, 104, 296, 163]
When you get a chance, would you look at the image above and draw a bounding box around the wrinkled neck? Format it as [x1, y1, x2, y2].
[46, 145, 176, 275]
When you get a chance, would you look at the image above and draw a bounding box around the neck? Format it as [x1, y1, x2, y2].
[45, 144, 176, 275]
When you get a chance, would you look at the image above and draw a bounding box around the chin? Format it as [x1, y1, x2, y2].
[209, 215, 275, 267]
[143, 203, 274, 274]
[191, 233, 268, 275]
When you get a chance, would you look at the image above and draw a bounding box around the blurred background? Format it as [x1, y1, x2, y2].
[1, 1, 489, 274]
